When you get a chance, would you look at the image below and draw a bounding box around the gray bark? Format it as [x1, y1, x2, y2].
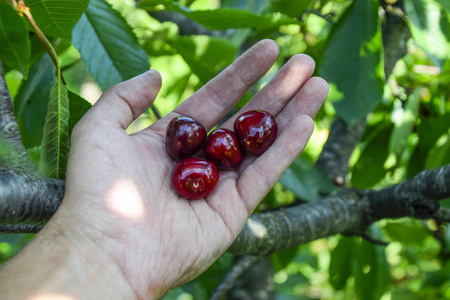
[227, 256, 274, 300]
[0, 62, 65, 226]
[229, 165, 450, 255]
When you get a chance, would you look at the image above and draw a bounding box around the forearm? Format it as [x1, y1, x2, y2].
[0, 209, 136, 300]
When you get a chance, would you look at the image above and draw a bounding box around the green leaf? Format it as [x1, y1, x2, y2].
[160, 288, 186, 300]
[407, 113, 450, 176]
[425, 131, 450, 169]
[387, 88, 421, 167]
[271, 246, 299, 271]
[279, 157, 336, 201]
[68, 90, 92, 134]
[351, 124, 392, 189]
[223, 0, 270, 14]
[382, 220, 431, 245]
[355, 227, 391, 300]
[319, 0, 384, 125]
[26, 0, 90, 39]
[435, 0, 450, 12]
[270, 0, 313, 18]
[39, 80, 70, 180]
[140, 0, 301, 30]
[0, 2, 30, 76]
[187, 9, 301, 30]
[72, 0, 150, 91]
[13, 54, 56, 149]
[172, 35, 237, 83]
[27, 146, 41, 169]
[423, 260, 450, 288]
[404, 0, 450, 69]
[329, 236, 355, 290]
[222, 0, 269, 47]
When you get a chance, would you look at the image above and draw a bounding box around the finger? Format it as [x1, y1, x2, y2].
[221, 54, 315, 129]
[151, 39, 279, 133]
[234, 78, 327, 180]
[237, 114, 314, 212]
[275, 77, 329, 130]
[86, 70, 162, 129]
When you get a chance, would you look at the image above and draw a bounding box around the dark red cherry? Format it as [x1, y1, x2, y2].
[165, 116, 207, 160]
[234, 110, 278, 155]
[172, 158, 219, 200]
[204, 128, 243, 170]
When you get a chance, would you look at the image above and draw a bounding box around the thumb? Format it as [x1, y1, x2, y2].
[86, 70, 162, 130]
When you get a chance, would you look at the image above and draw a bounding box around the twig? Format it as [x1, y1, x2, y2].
[305, 9, 334, 24]
[209, 255, 262, 300]
[0, 224, 42, 234]
[15, 1, 65, 85]
[150, 105, 162, 120]
[357, 232, 389, 246]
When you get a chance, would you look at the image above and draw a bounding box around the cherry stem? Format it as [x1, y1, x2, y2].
[15, 1, 66, 85]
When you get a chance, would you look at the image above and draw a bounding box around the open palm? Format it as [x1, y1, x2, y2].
[57, 39, 328, 299]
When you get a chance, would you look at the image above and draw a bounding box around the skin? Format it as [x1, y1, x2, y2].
[0, 39, 328, 300]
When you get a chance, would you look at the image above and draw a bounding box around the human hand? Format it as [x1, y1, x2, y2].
[43, 39, 328, 299]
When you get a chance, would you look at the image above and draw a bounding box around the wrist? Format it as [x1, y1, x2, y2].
[0, 207, 137, 300]
[43, 207, 139, 299]
[52, 201, 167, 299]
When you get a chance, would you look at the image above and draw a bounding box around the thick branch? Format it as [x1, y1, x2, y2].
[229, 164, 450, 255]
[228, 194, 362, 255]
[316, 118, 366, 184]
[0, 62, 23, 152]
[382, 0, 410, 78]
[0, 62, 36, 172]
[364, 165, 450, 223]
[0, 169, 64, 225]
[0, 224, 42, 234]
[1, 61, 64, 226]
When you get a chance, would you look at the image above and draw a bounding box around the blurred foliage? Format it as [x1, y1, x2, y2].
[1, 0, 450, 299]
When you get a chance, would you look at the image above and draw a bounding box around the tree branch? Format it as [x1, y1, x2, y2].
[226, 256, 274, 300]
[381, 0, 410, 79]
[0, 62, 33, 172]
[0, 170, 64, 225]
[364, 165, 450, 223]
[228, 164, 450, 255]
[228, 193, 363, 255]
[0, 61, 65, 227]
[316, 118, 366, 185]
[209, 255, 262, 300]
[0, 224, 42, 234]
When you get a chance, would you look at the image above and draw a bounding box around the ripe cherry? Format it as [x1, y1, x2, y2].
[234, 110, 278, 155]
[172, 158, 219, 200]
[165, 116, 207, 160]
[204, 128, 243, 170]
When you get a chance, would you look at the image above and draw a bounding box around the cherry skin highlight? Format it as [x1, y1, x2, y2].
[165, 116, 207, 160]
[204, 128, 243, 170]
[234, 110, 278, 155]
[171, 158, 219, 200]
